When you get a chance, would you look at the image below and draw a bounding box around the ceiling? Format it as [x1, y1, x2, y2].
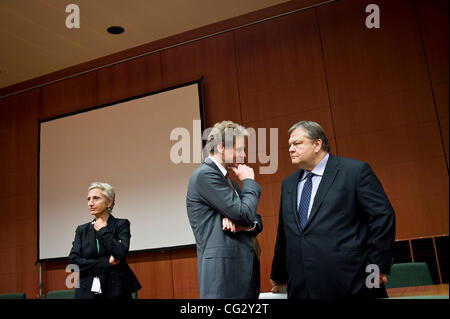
[0, 0, 291, 89]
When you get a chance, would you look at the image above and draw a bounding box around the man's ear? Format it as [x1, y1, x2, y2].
[315, 139, 323, 152]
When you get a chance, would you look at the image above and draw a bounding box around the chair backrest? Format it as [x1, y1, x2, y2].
[385, 262, 433, 289]
[45, 289, 75, 299]
[0, 292, 26, 299]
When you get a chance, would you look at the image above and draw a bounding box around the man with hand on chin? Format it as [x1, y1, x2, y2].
[186, 120, 263, 299]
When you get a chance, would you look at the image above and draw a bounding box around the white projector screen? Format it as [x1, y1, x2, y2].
[38, 81, 203, 261]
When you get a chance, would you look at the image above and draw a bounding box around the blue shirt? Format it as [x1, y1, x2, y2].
[297, 153, 330, 219]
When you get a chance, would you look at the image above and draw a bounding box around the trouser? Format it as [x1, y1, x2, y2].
[245, 254, 261, 299]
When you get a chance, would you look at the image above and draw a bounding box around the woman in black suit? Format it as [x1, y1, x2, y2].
[69, 182, 141, 299]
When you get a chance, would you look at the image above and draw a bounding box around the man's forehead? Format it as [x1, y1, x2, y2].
[289, 128, 307, 142]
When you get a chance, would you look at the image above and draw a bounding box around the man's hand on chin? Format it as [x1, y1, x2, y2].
[231, 164, 255, 181]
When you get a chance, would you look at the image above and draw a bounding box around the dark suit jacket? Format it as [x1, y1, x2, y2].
[271, 154, 395, 299]
[186, 158, 263, 298]
[69, 214, 141, 299]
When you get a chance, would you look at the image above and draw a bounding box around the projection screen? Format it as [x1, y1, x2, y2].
[38, 81, 203, 261]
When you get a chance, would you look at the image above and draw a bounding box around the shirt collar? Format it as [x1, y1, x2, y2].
[301, 153, 329, 181]
[208, 156, 228, 176]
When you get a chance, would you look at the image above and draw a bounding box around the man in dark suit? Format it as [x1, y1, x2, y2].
[270, 121, 395, 298]
[186, 120, 263, 298]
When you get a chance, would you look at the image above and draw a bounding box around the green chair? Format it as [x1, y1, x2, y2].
[131, 291, 138, 299]
[385, 262, 433, 289]
[0, 292, 26, 299]
[45, 289, 75, 299]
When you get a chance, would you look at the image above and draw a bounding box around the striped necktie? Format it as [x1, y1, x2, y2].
[298, 172, 314, 230]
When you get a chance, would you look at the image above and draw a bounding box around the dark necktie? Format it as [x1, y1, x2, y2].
[225, 173, 235, 191]
[298, 172, 314, 230]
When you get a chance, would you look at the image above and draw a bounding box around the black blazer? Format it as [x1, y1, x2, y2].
[271, 154, 395, 298]
[69, 214, 141, 299]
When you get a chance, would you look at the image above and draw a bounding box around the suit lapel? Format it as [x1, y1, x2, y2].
[289, 169, 304, 234]
[304, 154, 339, 230]
[204, 157, 231, 187]
[204, 157, 219, 171]
[87, 222, 97, 256]
[99, 214, 116, 256]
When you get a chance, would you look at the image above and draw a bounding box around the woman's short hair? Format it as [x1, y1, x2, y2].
[206, 120, 248, 154]
[88, 182, 115, 211]
[288, 120, 330, 153]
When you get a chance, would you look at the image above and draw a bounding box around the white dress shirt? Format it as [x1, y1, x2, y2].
[208, 156, 228, 176]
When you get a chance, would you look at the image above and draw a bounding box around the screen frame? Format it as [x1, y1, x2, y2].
[36, 77, 205, 263]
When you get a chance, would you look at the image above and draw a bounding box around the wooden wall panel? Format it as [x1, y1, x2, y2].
[319, 0, 431, 105]
[0, 194, 36, 224]
[161, 32, 241, 127]
[317, 0, 449, 239]
[0, 232, 38, 298]
[41, 72, 97, 120]
[97, 53, 162, 105]
[127, 251, 174, 298]
[258, 214, 278, 292]
[416, 0, 449, 85]
[42, 260, 71, 295]
[171, 247, 199, 299]
[234, 9, 329, 124]
[0, 247, 16, 275]
[15, 244, 38, 295]
[416, 0, 449, 167]
[17, 266, 39, 299]
[0, 88, 40, 298]
[0, 98, 13, 173]
[331, 89, 437, 138]
[440, 116, 449, 168]
[0, 89, 40, 197]
[337, 123, 443, 167]
[0, 273, 17, 295]
[375, 157, 449, 239]
[257, 183, 277, 219]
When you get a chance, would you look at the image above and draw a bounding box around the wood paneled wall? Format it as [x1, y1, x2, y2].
[0, 0, 447, 299]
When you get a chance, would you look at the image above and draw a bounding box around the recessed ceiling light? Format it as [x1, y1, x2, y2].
[107, 26, 125, 35]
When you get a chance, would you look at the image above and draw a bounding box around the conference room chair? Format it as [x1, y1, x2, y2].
[45, 289, 75, 299]
[385, 262, 433, 289]
[0, 292, 26, 299]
